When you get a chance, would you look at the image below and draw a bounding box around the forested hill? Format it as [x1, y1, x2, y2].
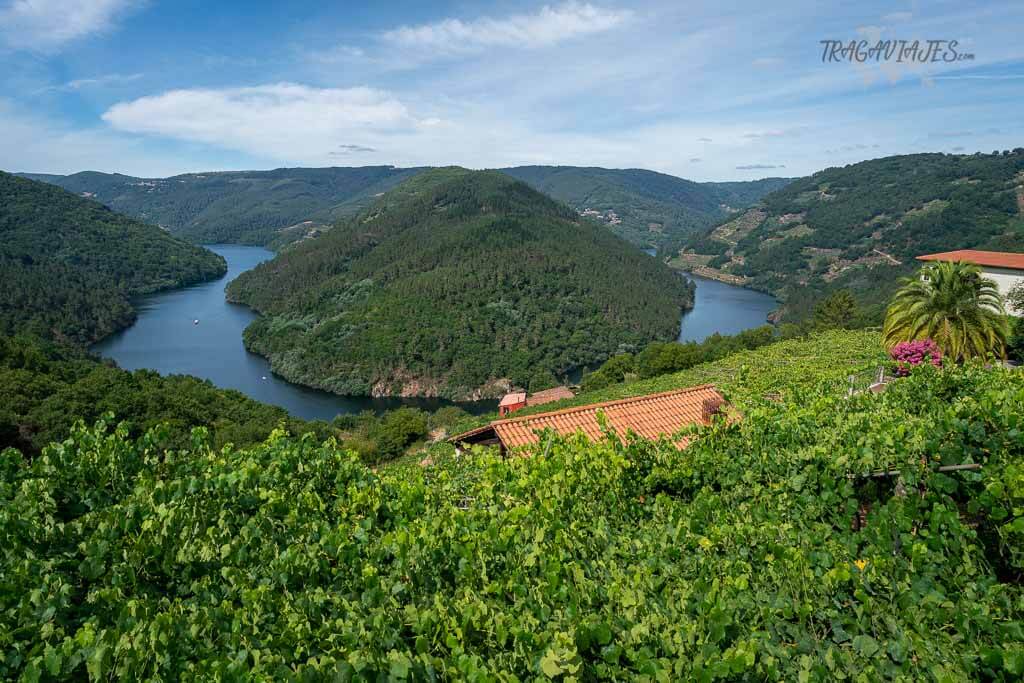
[0, 172, 226, 343]
[226, 168, 693, 400]
[22, 166, 788, 249]
[18, 166, 425, 245]
[501, 166, 791, 248]
[674, 150, 1024, 320]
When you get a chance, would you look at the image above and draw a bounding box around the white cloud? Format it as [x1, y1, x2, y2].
[381, 1, 631, 56]
[0, 0, 139, 50]
[103, 84, 421, 160]
[0, 99, 198, 176]
[37, 72, 143, 93]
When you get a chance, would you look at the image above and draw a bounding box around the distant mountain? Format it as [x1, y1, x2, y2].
[22, 166, 789, 249]
[0, 172, 226, 343]
[18, 166, 425, 245]
[500, 166, 790, 248]
[674, 151, 1024, 320]
[226, 168, 694, 400]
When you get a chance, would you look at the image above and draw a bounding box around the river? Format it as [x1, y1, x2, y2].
[91, 245, 495, 421]
[677, 274, 777, 342]
[92, 245, 777, 421]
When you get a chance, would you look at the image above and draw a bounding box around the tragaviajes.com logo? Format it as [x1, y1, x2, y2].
[820, 39, 974, 64]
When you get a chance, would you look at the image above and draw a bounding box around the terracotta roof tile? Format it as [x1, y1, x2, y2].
[487, 384, 726, 449]
[526, 386, 574, 406]
[917, 250, 1024, 270]
[498, 392, 527, 407]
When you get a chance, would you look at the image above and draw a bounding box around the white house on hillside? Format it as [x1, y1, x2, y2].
[917, 250, 1024, 316]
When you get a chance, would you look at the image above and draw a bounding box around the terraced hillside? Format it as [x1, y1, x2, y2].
[673, 151, 1024, 320]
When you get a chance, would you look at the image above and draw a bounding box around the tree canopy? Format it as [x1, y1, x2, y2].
[675, 151, 1024, 323]
[227, 168, 694, 399]
[0, 172, 226, 343]
[883, 261, 1009, 361]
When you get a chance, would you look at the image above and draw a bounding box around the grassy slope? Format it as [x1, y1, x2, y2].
[451, 329, 886, 434]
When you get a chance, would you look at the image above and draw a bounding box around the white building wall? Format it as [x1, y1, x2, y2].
[981, 266, 1024, 316]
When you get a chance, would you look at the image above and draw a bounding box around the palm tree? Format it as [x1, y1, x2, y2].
[882, 261, 1009, 361]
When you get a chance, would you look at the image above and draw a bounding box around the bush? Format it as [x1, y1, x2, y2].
[889, 338, 942, 376]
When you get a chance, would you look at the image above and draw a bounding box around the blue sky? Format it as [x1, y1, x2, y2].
[1, 0, 1022, 180]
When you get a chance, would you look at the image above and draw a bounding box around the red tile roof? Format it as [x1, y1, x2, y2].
[498, 392, 527, 407]
[452, 384, 728, 450]
[917, 250, 1024, 270]
[526, 386, 574, 406]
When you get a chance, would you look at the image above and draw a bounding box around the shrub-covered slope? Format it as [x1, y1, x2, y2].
[0, 172, 226, 343]
[675, 151, 1024, 320]
[227, 168, 694, 399]
[2, 357, 1022, 679]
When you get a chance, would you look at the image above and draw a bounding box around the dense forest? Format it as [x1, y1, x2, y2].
[0, 172, 226, 343]
[24, 166, 787, 249]
[227, 168, 694, 399]
[0, 334, 330, 455]
[501, 166, 790, 248]
[3, 330, 1022, 680]
[19, 167, 425, 245]
[674, 151, 1024, 321]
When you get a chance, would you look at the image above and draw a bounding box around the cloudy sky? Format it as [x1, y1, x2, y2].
[1, 0, 1022, 180]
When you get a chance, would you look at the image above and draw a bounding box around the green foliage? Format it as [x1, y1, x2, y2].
[679, 151, 1024, 322]
[0, 172, 226, 343]
[0, 334, 326, 454]
[539, 329, 887, 420]
[22, 167, 425, 245]
[883, 262, 1009, 361]
[503, 166, 790, 249]
[812, 289, 859, 330]
[1007, 316, 1024, 362]
[25, 166, 788, 249]
[332, 407, 432, 465]
[227, 168, 694, 399]
[583, 324, 776, 391]
[2, 357, 1022, 679]
[1008, 281, 1024, 314]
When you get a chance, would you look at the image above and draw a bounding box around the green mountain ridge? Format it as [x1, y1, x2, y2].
[226, 167, 694, 400]
[0, 172, 227, 343]
[674, 151, 1024, 320]
[500, 166, 790, 248]
[18, 166, 426, 245]
[18, 166, 789, 249]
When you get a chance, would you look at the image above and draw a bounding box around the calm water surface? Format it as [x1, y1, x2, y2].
[93, 245, 777, 420]
[92, 245, 495, 421]
[677, 274, 777, 342]
[641, 248, 777, 343]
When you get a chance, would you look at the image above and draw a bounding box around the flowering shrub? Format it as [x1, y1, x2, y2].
[889, 338, 942, 376]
